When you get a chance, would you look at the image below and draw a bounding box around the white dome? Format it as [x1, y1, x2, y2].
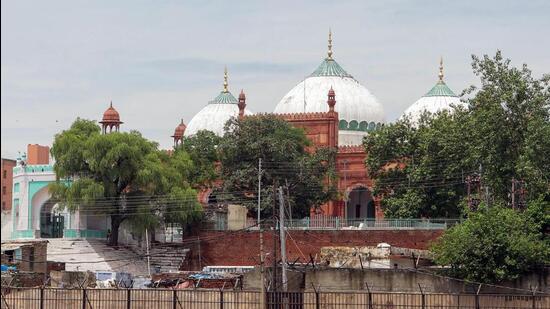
[185, 91, 253, 137]
[402, 80, 467, 124]
[274, 58, 385, 146]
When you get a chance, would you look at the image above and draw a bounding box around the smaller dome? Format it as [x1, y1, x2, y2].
[402, 58, 467, 124]
[172, 119, 187, 138]
[101, 102, 122, 123]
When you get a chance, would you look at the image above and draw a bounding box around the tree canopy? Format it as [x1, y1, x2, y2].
[431, 200, 550, 283]
[217, 115, 337, 219]
[364, 51, 550, 218]
[50, 118, 202, 246]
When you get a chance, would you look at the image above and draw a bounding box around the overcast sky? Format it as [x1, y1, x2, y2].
[2, 0, 549, 159]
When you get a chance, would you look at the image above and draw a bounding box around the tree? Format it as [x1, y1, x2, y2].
[431, 202, 550, 283]
[49, 118, 202, 246]
[364, 51, 550, 218]
[364, 111, 471, 218]
[176, 130, 221, 188]
[218, 115, 337, 219]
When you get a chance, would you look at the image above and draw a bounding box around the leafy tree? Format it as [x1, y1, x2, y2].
[218, 115, 337, 219]
[364, 51, 550, 218]
[176, 130, 221, 188]
[49, 119, 202, 246]
[431, 203, 550, 283]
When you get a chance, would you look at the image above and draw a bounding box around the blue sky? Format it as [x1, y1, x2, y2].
[2, 0, 549, 158]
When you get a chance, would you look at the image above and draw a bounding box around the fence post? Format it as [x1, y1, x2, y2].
[475, 284, 482, 309]
[418, 284, 425, 309]
[127, 288, 131, 309]
[219, 290, 224, 309]
[366, 282, 373, 309]
[40, 286, 44, 309]
[82, 288, 87, 309]
[173, 290, 177, 309]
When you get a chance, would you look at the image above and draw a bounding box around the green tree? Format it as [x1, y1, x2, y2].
[218, 115, 337, 219]
[49, 119, 202, 246]
[364, 51, 550, 218]
[176, 130, 221, 188]
[431, 203, 550, 283]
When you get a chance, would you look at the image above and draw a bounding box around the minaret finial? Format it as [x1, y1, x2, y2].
[438, 57, 444, 82]
[327, 28, 333, 60]
[223, 66, 228, 92]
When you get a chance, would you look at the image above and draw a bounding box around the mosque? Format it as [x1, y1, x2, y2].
[5, 31, 466, 240]
[170, 31, 466, 220]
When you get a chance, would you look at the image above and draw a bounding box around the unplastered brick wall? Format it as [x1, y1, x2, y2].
[183, 229, 443, 270]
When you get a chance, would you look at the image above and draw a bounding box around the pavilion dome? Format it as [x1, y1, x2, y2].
[274, 31, 385, 146]
[172, 119, 187, 138]
[101, 102, 121, 123]
[185, 69, 253, 137]
[402, 59, 467, 124]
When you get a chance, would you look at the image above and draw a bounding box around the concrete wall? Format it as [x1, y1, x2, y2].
[227, 204, 247, 230]
[305, 268, 550, 294]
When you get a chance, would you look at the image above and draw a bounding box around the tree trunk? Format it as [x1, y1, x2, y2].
[108, 215, 123, 247]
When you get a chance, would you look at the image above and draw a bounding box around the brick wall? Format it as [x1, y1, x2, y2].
[1, 158, 16, 211]
[27, 144, 50, 165]
[184, 229, 443, 269]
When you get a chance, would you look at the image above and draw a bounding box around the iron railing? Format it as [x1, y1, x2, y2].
[203, 216, 463, 231]
[1, 287, 548, 308]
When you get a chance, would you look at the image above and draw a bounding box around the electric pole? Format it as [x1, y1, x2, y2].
[466, 173, 481, 211]
[258, 159, 265, 307]
[278, 187, 288, 292]
[272, 183, 278, 292]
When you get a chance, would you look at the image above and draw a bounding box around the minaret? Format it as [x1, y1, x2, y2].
[327, 86, 336, 112]
[438, 57, 444, 82]
[327, 28, 333, 60]
[238, 89, 246, 119]
[171, 119, 186, 147]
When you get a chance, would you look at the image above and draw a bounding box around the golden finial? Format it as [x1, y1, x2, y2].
[327, 28, 333, 60]
[438, 57, 444, 82]
[223, 66, 228, 92]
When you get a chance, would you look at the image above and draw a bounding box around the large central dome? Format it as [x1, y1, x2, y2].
[274, 31, 385, 146]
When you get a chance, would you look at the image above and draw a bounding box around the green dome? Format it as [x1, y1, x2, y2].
[424, 81, 457, 97]
[210, 91, 238, 104]
[310, 58, 353, 78]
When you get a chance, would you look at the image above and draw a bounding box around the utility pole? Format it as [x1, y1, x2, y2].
[145, 228, 151, 277]
[278, 187, 288, 292]
[511, 177, 516, 209]
[466, 173, 481, 211]
[272, 183, 278, 292]
[258, 159, 265, 308]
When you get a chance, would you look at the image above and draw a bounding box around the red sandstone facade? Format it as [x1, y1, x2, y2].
[26, 144, 50, 165]
[276, 89, 382, 219]
[1, 158, 16, 211]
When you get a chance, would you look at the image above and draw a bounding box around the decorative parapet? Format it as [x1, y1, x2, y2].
[338, 145, 365, 154]
[13, 164, 54, 175]
[252, 111, 338, 121]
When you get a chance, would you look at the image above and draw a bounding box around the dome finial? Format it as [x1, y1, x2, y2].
[327, 28, 333, 60]
[438, 57, 444, 82]
[110, 100, 113, 108]
[223, 66, 229, 92]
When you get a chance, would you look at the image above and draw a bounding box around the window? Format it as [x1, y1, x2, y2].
[5, 250, 14, 263]
[3, 170, 6, 178]
[13, 183, 19, 193]
[2, 186, 5, 195]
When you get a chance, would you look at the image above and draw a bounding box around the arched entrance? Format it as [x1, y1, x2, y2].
[40, 201, 64, 238]
[346, 186, 375, 219]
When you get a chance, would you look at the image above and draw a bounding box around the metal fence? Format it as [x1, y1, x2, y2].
[2, 287, 548, 309]
[204, 216, 462, 231]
